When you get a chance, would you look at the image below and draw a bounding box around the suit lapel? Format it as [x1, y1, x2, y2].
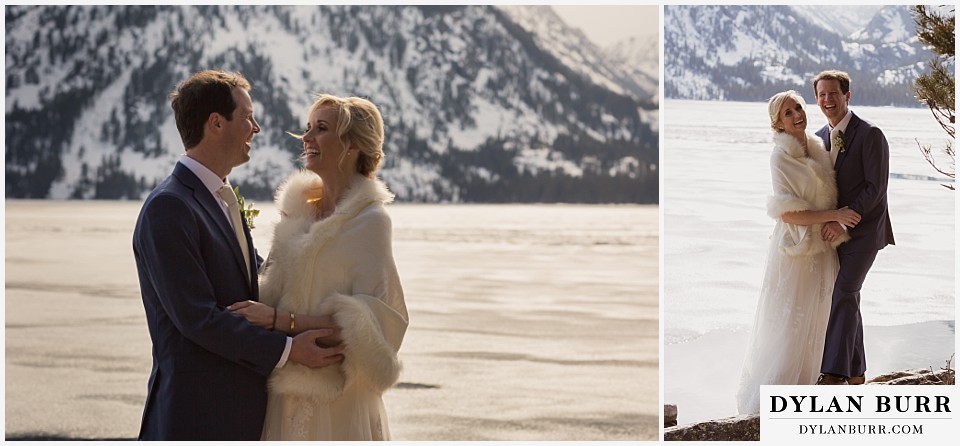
[240, 214, 259, 298]
[172, 163, 252, 290]
[816, 126, 830, 153]
[834, 113, 861, 172]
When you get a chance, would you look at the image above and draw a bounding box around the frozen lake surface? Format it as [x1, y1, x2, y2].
[663, 100, 955, 425]
[4, 200, 658, 440]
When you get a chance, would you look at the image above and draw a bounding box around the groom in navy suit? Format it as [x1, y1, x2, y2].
[813, 70, 895, 385]
[133, 70, 344, 439]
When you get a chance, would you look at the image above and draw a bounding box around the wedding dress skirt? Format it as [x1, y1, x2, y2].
[260, 382, 390, 440]
[735, 239, 838, 414]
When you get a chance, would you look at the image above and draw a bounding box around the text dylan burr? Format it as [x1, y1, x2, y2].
[770, 395, 951, 413]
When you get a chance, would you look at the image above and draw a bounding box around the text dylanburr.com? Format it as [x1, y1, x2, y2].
[760, 385, 956, 443]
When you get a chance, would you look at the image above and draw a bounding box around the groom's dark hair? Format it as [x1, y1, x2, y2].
[170, 70, 251, 149]
[813, 70, 851, 95]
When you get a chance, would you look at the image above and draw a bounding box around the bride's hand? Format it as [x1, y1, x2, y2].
[227, 300, 275, 329]
[834, 207, 861, 228]
[822, 221, 844, 242]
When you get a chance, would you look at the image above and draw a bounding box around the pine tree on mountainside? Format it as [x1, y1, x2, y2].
[911, 5, 955, 190]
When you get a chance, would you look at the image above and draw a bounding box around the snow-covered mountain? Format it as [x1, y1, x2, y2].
[791, 5, 884, 37]
[498, 5, 657, 105]
[664, 5, 935, 106]
[5, 5, 658, 203]
[605, 34, 659, 101]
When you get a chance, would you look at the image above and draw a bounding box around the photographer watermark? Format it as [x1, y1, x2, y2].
[761, 385, 955, 443]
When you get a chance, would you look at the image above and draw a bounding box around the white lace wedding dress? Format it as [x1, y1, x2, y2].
[736, 132, 847, 414]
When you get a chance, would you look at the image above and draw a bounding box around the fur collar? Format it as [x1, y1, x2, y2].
[275, 170, 394, 222]
[773, 131, 832, 173]
[260, 171, 394, 311]
[774, 131, 815, 158]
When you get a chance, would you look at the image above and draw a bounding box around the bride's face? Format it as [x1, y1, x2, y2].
[301, 106, 351, 175]
[777, 97, 806, 139]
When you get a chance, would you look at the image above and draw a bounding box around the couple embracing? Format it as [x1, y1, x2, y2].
[133, 70, 408, 440]
[737, 70, 896, 414]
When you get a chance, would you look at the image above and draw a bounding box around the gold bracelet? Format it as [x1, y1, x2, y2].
[289, 312, 296, 333]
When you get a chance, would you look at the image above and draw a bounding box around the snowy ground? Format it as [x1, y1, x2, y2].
[4, 200, 658, 440]
[663, 100, 955, 425]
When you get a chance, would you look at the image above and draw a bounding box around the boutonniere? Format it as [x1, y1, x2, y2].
[233, 186, 261, 229]
[832, 130, 846, 153]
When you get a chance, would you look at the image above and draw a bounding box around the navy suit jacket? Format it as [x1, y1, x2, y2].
[133, 162, 286, 440]
[816, 112, 895, 253]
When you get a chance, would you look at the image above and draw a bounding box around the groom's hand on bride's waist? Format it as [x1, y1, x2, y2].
[312, 315, 343, 345]
[289, 329, 346, 368]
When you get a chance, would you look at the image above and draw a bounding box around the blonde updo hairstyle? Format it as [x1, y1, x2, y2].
[767, 90, 806, 133]
[303, 94, 385, 177]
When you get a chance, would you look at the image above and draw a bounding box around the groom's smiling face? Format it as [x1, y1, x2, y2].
[816, 79, 851, 126]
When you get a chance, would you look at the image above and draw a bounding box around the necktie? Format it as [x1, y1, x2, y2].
[829, 128, 843, 166]
[217, 185, 251, 281]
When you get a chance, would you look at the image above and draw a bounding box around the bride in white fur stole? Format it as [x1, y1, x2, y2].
[735, 91, 860, 414]
[229, 94, 408, 440]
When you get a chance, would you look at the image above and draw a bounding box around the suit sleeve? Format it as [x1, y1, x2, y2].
[136, 194, 285, 376]
[848, 127, 889, 217]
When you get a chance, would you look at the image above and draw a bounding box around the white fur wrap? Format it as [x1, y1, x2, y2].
[260, 171, 408, 401]
[767, 132, 850, 256]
